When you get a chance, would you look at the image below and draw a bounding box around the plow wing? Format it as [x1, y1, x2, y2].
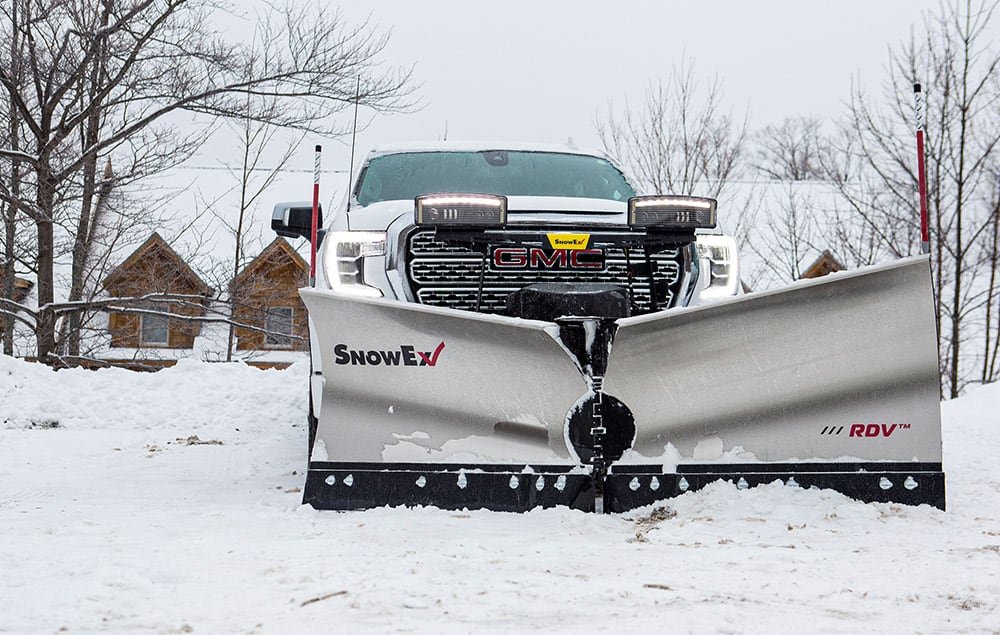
[299, 256, 944, 511]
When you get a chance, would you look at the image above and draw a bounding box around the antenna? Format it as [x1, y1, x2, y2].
[346, 76, 361, 213]
[914, 83, 930, 255]
[309, 145, 321, 287]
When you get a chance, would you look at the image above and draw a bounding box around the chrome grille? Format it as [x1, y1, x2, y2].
[405, 230, 687, 314]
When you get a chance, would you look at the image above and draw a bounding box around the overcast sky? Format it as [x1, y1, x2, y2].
[196, 1, 993, 200]
[322, 2, 965, 159]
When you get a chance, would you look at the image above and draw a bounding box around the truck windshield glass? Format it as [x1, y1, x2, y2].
[355, 151, 636, 206]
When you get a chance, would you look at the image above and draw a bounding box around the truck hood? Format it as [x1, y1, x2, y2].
[346, 196, 628, 231]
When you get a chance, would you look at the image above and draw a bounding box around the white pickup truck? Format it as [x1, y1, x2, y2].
[270, 141, 944, 513]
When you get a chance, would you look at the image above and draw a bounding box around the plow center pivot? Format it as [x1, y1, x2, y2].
[565, 391, 636, 464]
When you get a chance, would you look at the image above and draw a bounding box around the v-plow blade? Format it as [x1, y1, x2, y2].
[298, 256, 944, 511]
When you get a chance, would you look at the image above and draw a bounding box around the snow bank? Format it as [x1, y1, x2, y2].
[0, 355, 307, 431]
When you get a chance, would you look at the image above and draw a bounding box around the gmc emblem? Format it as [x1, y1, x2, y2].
[492, 247, 605, 270]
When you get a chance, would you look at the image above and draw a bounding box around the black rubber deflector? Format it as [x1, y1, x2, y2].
[506, 282, 630, 321]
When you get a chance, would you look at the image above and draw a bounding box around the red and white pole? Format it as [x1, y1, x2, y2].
[914, 83, 930, 255]
[310, 144, 321, 287]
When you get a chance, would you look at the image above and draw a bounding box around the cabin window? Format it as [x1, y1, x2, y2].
[140, 314, 169, 345]
[265, 307, 293, 347]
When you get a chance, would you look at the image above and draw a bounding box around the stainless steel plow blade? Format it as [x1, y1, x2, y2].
[299, 255, 944, 511]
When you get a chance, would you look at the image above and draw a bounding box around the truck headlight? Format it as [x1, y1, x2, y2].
[628, 195, 717, 229]
[322, 231, 386, 297]
[697, 234, 740, 300]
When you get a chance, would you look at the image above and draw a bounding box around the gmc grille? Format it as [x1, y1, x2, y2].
[405, 230, 688, 315]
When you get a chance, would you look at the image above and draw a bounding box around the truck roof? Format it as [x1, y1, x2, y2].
[363, 140, 612, 161]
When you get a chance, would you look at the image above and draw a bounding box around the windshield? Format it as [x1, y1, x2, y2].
[355, 150, 635, 206]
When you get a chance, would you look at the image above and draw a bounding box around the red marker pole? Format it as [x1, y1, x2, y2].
[310, 144, 322, 286]
[914, 84, 930, 255]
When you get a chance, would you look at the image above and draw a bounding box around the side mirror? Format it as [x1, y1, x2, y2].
[272, 202, 323, 242]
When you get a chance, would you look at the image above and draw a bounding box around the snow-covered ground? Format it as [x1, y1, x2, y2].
[1, 355, 998, 634]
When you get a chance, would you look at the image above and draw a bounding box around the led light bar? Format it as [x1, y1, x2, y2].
[628, 195, 717, 229]
[415, 193, 507, 226]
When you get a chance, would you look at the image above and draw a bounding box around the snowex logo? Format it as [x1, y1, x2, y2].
[492, 234, 603, 270]
[333, 341, 446, 367]
[546, 233, 591, 250]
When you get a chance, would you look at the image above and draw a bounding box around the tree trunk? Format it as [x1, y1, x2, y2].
[68, 151, 99, 359]
[35, 164, 57, 363]
[3, 0, 21, 356]
[984, 198, 999, 383]
[1, 198, 14, 356]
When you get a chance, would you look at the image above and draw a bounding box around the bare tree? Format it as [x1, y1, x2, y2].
[218, 92, 302, 362]
[980, 167, 1000, 383]
[820, 0, 1000, 397]
[0, 0, 26, 356]
[0, 0, 412, 363]
[752, 116, 827, 182]
[596, 58, 749, 199]
[744, 184, 822, 287]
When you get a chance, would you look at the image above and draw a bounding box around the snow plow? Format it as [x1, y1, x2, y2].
[274, 143, 945, 512]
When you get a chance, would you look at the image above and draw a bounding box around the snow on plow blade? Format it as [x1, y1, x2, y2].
[299, 255, 944, 512]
